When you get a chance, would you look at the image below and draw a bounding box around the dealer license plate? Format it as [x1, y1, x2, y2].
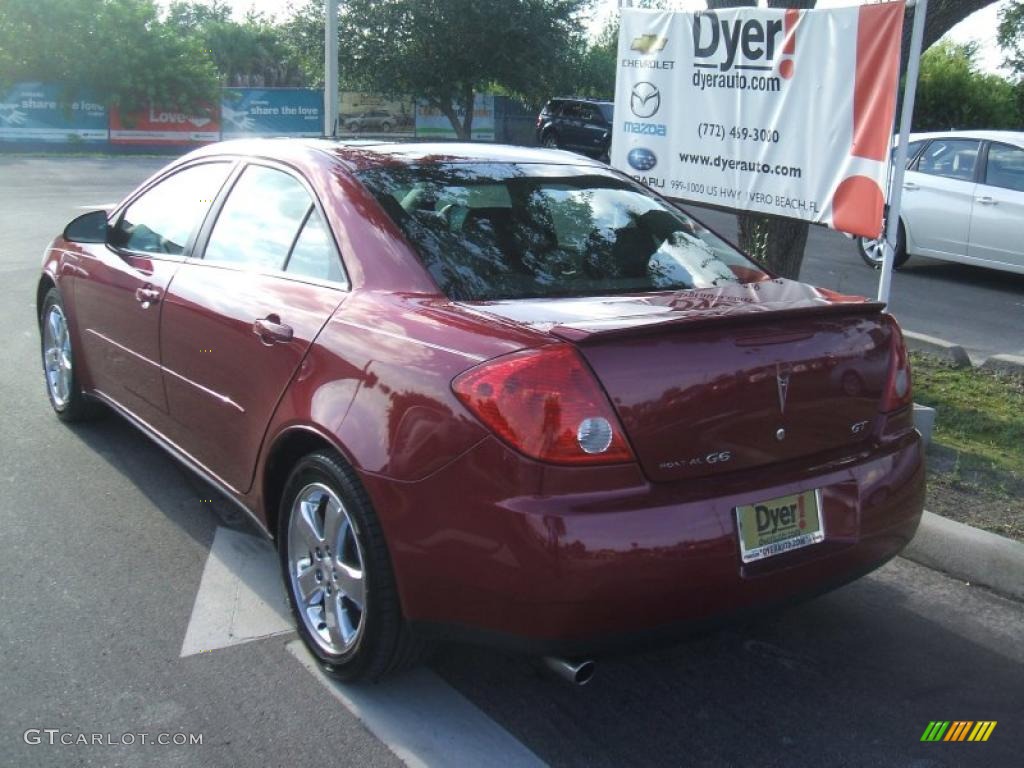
[735, 489, 825, 563]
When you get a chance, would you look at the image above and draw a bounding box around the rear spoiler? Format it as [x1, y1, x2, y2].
[550, 300, 887, 344]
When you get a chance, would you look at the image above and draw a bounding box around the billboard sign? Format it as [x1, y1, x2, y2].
[109, 104, 219, 145]
[221, 88, 322, 138]
[416, 94, 494, 141]
[339, 92, 415, 137]
[0, 83, 107, 143]
[612, 3, 905, 238]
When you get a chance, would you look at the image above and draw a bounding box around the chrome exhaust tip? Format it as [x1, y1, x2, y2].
[541, 656, 596, 686]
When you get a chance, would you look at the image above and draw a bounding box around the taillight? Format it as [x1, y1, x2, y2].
[881, 316, 912, 411]
[452, 345, 635, 465]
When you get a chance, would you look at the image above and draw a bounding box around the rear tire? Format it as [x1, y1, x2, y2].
[39, 287, 101, 422]
[279, 450, 427, 681]
[858, 220, 909, 270]
[542, 132, 560, 149]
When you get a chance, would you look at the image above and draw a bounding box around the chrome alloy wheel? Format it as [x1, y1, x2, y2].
[287, 483, 366, 656]
[859, 233, 886, 266]
[43, 305, 73, 408]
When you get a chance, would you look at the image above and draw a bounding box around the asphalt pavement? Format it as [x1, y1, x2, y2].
[1, 155, 1022, 767]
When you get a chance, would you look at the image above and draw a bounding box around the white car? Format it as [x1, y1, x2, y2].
[858, 130, 1024, 275]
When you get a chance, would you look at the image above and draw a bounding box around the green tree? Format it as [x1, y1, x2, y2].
[166, 2, 306, 87]
[0, 0, 218, 110]
[336, 0, 592, 139]
[914, 40, 1019, 130]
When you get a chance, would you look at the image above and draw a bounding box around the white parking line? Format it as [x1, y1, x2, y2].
[180, 526, 293, 657]
[288, 641, 547, 768]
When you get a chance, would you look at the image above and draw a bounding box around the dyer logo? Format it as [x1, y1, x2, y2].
[692, 9, 799, 78]
[920, 721, 997, 743]
[630, 82, 661, 118]
[627, 148, 657, 172]
[624, 122, 666, 136]
[755, 501, 804, 534]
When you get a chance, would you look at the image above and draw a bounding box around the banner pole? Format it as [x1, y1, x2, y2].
[324, 0, 339, 137]
[878, 0, 927, 305]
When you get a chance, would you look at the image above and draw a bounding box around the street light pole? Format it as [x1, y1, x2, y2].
[878, 0, 927, 305]
[324, 0, 339, 137]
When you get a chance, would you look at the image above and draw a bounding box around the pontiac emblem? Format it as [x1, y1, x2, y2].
[776, 365, 791, 414]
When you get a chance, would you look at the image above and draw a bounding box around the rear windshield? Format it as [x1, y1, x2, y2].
[597, 103, 614, 122]
[355, 162, 768, 301]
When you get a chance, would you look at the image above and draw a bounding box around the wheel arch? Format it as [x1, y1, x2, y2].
[36, 273, 57, 326]
[261, 424, 360, 540]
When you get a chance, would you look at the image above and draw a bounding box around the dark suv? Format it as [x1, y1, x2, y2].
[536, 98, 614, 161]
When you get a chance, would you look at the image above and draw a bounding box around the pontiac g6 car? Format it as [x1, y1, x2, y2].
[39, 140, 924, 682]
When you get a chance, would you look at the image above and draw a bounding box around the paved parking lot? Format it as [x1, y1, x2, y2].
[1, 155, 1022, 767]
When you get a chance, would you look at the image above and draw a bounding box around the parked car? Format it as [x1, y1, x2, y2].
[858, 130, 1024, 275]
[41, 140, 923, 682]
[536, 98, 614, 161]
[344, 110, 397, 133]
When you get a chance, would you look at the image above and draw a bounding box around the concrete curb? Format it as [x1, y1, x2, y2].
[902, 511, 1024, 602]
[980, 353, 1024, 378]
[903, 331, 972, 368]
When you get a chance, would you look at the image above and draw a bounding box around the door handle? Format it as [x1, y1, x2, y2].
[135, 286, 161, 307]
[902, 182, 919, 191]
[975, 196, 997, 205]
[253, 315, 293, 345]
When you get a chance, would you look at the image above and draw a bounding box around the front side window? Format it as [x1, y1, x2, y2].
[204, 165, 313, 270]
[983, 143, 1024, 192]
[356, 162, 768, 301]
[114, 162, 230, 256]
[917, 139, 981, 181]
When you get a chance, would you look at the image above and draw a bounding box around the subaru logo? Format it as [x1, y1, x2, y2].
[630, 82, 661, 118]
[627, 148, 657, 171]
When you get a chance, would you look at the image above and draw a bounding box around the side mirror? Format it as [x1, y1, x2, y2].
[63, 210, 109, 244]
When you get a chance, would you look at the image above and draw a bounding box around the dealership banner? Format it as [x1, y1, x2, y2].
[612, 2, 904, 238]
[0, 83, 107, 143]
[416, 94, 495, 141]
[221, 88, 323, 138]
[340, 92, 415, 137]
[110, 104, 220, 145]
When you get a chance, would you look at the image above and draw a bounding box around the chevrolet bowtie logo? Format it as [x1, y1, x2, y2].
[631, 34, 668, 54]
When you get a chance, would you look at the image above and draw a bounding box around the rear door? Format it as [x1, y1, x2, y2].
[558, 102, 587, 150]
[903, 138, 980, 258]
[159, 161, 347, 493]
[967, 141, 1024, 270]
[578, 104, 610, 155]
[73, 161, 233, 426]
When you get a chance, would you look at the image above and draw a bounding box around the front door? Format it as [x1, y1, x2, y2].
[903, 138, 980, 259]
[73, 161, 233, 424]
[159, 162, 347, 493]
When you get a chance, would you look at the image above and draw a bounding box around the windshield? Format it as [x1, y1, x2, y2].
[356, 162, 768, 301]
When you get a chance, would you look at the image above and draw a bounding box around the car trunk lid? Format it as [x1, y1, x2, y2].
[461, 280, 893, 482]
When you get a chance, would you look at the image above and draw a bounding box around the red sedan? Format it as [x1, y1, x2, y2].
[38, 140, 924, 683]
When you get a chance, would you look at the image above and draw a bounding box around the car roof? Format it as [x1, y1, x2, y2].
[549, 97, 614, 106]
[186, 137, 610, 172]
[907, 130, 1024, 148]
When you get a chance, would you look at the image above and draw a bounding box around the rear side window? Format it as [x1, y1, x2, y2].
[983, 143, 1024, 192]
[114, 162, 230, 256]
[285, 207, 344, 283]
[204, 165, 312, 270]
[917, 139, 981, 181]
[357, 162, 768, 301]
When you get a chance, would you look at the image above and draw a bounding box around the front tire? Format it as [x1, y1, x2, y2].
[39, 287, 99, 422]
[279, 450, 425, 680]
[858, 220, 909, 270]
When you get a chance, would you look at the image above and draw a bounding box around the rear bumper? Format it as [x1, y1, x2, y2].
[361, 431, 925, 655]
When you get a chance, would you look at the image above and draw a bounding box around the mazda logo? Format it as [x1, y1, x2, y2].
[630, 82, 661, 118]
